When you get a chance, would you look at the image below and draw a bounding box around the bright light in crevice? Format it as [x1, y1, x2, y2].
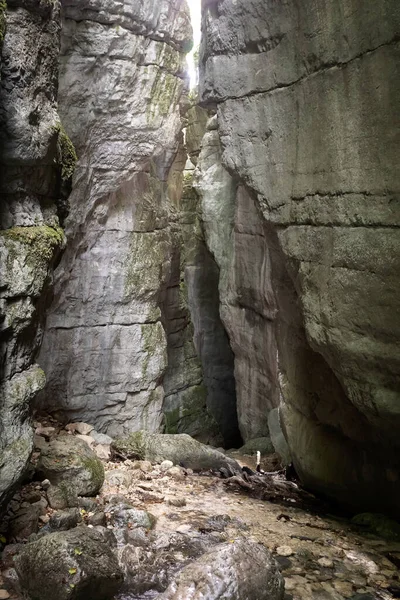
[187, 0, 201, 89]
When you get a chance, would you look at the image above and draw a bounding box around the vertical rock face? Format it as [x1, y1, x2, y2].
[199, 0, 400, 513]
[0, 0, 67, 507]
[37, 0, 194, 437]
[196, 116, 279, 442]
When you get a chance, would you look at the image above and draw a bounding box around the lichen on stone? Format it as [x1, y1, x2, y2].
[53, 123, 77, 181]
[147, 70, 179, 123]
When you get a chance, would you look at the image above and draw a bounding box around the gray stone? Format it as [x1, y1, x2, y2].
[36, 0, 193, 439]
[105, 469, 132, 488]
[198, 0, 400, 514]
[159, 537, 284, 600]
[15, 527, 123, 600]
[268, 409, 292, 466]
[48, 508, 82, 532]
[104, 502, 155, 544]
[9, 503, 41, 542]
[160, 460, 174, 471]
[238, 437, 275, 456]
[46, 484, 78, 510]
[0, 0, 67, 511]
[37, 436, 104, 497]
[90, 431, 113, 445]
[112, 431, 241, 473]
[65, 422, 94, 435]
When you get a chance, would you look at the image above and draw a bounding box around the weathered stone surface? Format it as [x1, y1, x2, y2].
[195, 117, 279, 442]
[0, 0, 67, 511]
[112, 430, 241, 473]
[159, 537, 284, 600]
[15, 527, 123, 600]
[37, 435, 104, 497]
[162, 151, 240, 447]
[199, 0, 400, 514]
[37, 0, 194, 437]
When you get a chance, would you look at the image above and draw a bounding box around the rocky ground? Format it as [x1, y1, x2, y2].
[0, 420, 399, 600]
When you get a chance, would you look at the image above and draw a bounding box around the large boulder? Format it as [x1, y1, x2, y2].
[15, 527, 123, 600]
[37, 435, 104, 497]
[158, 537, 285, 600]
[112, 431, 241, 474]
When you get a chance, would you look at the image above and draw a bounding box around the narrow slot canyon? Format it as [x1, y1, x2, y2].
[0, 1, 399, 599]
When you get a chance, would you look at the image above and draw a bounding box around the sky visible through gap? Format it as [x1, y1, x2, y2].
[187, 0, 201, 87]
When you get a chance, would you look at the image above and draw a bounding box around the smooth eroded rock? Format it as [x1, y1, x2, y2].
[158, 537, 284, 600]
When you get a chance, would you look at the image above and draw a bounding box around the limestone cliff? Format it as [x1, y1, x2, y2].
[36, 0, 204, 438]
[0, 0, 70, 507]
[198, 0, 400, 514]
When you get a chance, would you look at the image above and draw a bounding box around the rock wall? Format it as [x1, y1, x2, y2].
[195, 115, 279, 442]
[199, 0, 400, 514]
[0, 0, 69, 507]
[37, 0, 201, 438]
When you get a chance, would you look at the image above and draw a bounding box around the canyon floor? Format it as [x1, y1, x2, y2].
[0, 423, 399, 600]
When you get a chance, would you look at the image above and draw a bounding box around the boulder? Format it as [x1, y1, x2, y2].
[15, 527, 123, 600]
[112, 431, 241, 474]
[48, 508, 82, 532]
[158, 537, 284, 600]
[37, 435, 104, 497]
[9, 503, 41, 542]
[65, 422, 94, 436]
[238, 437, 275, 456]
[90, 431, 113, 445]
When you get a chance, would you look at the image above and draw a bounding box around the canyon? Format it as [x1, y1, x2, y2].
[0, 0, 399, 538]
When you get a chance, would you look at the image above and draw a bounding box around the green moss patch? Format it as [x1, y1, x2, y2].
[0, 0, 6, 46]
[53, 123, 77, 181]
[1, 225, 64, 266]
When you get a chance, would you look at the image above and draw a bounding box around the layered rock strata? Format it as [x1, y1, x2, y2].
[37, 0, 198, 437]
[0, 0, 69, 507]
[199, 0, 400, 513]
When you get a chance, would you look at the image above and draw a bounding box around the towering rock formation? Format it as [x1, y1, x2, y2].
[198, 0, 400, 514]
[0, 0, 70, 506]
[37, 0, 213, 439]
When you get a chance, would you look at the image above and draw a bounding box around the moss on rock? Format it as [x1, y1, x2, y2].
[53, 123, 77, 181]
[0, 0, 6, 46]
[112, 431, 146, 460]
[81, 456, 105, 492]
[1, 224, 64, 256]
